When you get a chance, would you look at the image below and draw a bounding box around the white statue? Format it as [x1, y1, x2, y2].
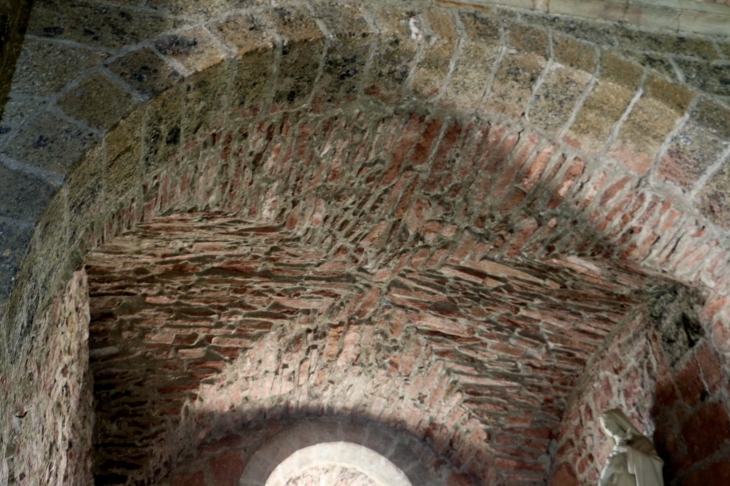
[598, 409, 664, 486]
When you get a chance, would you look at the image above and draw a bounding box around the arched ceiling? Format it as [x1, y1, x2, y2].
[3, 0, 730, 345]
[82, 108, 676, 483]
[1, 1, 730, 485]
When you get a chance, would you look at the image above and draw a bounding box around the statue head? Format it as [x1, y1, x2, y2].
[599, 409, 643, 444]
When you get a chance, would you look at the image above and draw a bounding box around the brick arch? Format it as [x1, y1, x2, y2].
[84, 205, 642, 484]
[87, 251, 485, 483]
[158, 417, 475, 486]
[78, 97, 677, 483]
[5, 1, 730, 351]
[4, 1, 730, 486]
[164, 331, 477, 485]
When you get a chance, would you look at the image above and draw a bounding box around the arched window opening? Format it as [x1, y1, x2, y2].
[265, 442, 412, 486]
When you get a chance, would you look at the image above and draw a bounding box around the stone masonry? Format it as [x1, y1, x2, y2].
[2, 1, 730, 485]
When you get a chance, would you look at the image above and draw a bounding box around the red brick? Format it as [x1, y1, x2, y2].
[548, 156, 584, 208]
[681, 402, 730, 463]
[172, 471, 206, 486]
[549, 463, 579, 486]
[681, 460, 730, 486]
[446, 472, 475, 486]
[63, 90, 720, 486]
[652, 371, 676, 412]
[411, 118, 444, 166]
[209, 451, 246, 486]
[493, 457, 544, 472]
[676, 357, 705, 406]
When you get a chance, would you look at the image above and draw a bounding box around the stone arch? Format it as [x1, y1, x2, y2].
[4, 1, 730, 486]
[5, 1, 730, 347]
[74, 95, 681, 484]
[87, 298, 484, 484]
[236, 419, 450, 486]
[156, 417, 475, 486]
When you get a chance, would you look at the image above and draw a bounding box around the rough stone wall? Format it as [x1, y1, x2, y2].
[77, 92, 688, 482]
[85, 210, 651, 485]
[0, 269, 93, 486]
[550, 311, 666, 484]
[551, 291, 730, 486]
[4, 0, 730, 353]
[44, 8, 730, 477]
[3, 1, 730, 485]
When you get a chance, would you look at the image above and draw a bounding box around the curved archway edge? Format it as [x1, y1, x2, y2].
[237, 419, 451, 486]
[3, 1, 730, 485]
[3, 2, 730, 353]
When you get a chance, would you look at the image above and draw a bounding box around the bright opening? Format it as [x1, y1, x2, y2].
[264, 442, 413, 486]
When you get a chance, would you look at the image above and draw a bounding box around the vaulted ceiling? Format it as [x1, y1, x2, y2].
[2, 0, 730, 485]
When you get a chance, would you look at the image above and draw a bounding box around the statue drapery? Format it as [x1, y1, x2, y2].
[598, 409, 664, 486]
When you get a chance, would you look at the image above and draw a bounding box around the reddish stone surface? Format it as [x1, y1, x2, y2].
[79, 101, 698, 484]
[9, 15, 730, 486]
[209, 451, 246, 486]
[4, 3, 730, 486]
[175, 472, 206, 486]
[552, 306, 730, 486]
[84, 207, 673, 483]
[681, 460, 730, 486]
[675, 358, 704, 406]
[0, 271, 94, 486]
[549, 462, 579, 486]
[682, 402, 730, 463]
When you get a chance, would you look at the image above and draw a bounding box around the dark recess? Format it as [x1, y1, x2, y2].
[647, 285, 705, 367]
